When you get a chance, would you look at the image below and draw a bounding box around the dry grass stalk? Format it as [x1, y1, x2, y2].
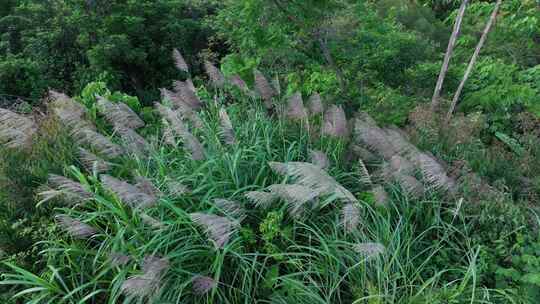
[0, 108, 36, 149]
[78, 148, 113, 173]
[100, 175, 157, 208]
[286, 92, 308, 120]
[268, 184, 320, 218]
[204, 61, 226, 88]
[357, 159, 372, 186]
[309, 149, 330, 169]
[190, 213, 240, 248]
[218, 108, 236, 145]
[307, 93, 324, 115]
[341, 203, 361, 233]
[172, 48, 189, 73]
[322, 105, 348, 138]
[269, 161, 358, 203]
[244, 191, 278, 209]
[56, 215, 97, 239]
[254, 69, 276, 109]
[97, 96, 145, 129]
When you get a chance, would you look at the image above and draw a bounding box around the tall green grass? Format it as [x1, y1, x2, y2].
[0, 89, 518, 303]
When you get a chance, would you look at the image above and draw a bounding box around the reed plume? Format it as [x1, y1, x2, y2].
[213, 199, 246, 220]
[268, 184, 320, 218]
[121, 255, 169, 298]
[192, 275, 217, 295]
[341, 202, 361, 233]
[0, 108, 36, 149]
[190, 213, 239, 248]
[97, 96, 145, 129]
[322, 105, 348, 138]
[56, 215, 97, 239]
[100, 175, 157, 208]
[254, 69, 276, 109]
[309, 149, 330, 169]
[78, 148, 113, 173]
[353, 242, 385, 259]
[172, 48, 189, 73]
[286, 92, 307, 120]
[244, 191, 278, 209]
[269, 161, 358, 203]
[218, 108, 236, 145]
[204, 61, 226, 88]
[307, 93, 324, 115]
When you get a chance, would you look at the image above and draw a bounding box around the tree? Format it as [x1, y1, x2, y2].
[431, 0, 468, 111]
[446, 0, 503, 123]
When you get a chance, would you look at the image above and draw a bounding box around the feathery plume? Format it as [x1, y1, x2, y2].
[357, 159, 372, 186]
[229, 74, 249, 92]
[322, 105, 348, 138]
[286, 92, 307, 120]
[115, 126, 150, 157]
[121, 255, 169, 298]
[135, 176, 162, 198]
[183, 132, 205, 161]
[269, 162, 358, 203]
[383, 127, 420, 157]
[309, 149, 330, 169]
[172, 80, 202, 110]
[78, 148, 112, 173]
[97, 96, 145, 130]
[393, 173, 424, 198]
[48, 90, 87, 118]
[0, 109, 36, 149]
[74, 129, 124, 158]
[213, 199, 246, 220]
[162, 122, 177, 146]
[155, 103, 205, 160]
[172, 48, 189, 73]
[353, 242, 385, 259]
[204, 61, 226, 88]
[46, 174, 93, 204]
[100, 175, 157, 208]
[272, 75, 281, 97]
[244, 191, 278, 209]
[166, 180, 190, 196]
[192, 275, 217, 295]
[412, 153, 456, 192]
[354, 120, 397, 159]
[140, 213, 166, 230]
[389, 155, 415, 175]
[254, 69, 276, 109]
[190, 213, 239, 248]
[109, 252, 131, 267]
[307, 93, 324, 115]
[268, 184, 319, 218]
[371, 185, 389, 207]
[56, 215, 97, 239]
[218, 108, 236, 145]
[341, 203, 361, 233]
[350, 145, 378, 163]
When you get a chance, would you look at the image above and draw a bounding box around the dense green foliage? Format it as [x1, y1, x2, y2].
[1, 0, 540, 303]
[0, 0, 220, 102]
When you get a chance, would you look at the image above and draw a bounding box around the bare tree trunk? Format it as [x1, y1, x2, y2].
[445, 0, 502, 123]
[431, 0, 469, 112]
